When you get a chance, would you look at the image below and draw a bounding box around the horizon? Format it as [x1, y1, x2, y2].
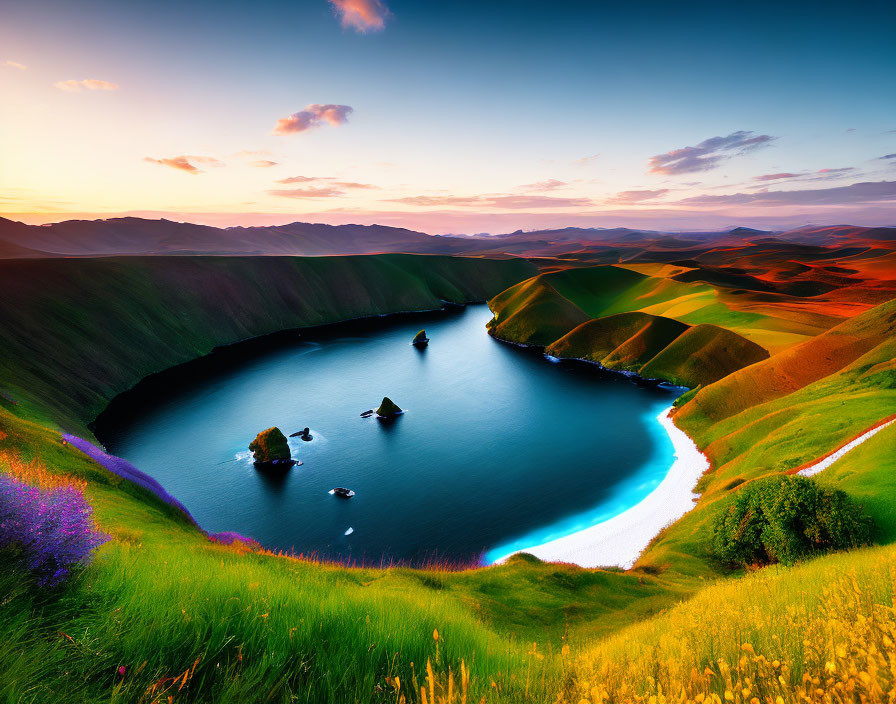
[2, 0, 895, 234]
[4, 211, 894, 238]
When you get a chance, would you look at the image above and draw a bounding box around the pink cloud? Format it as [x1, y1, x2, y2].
[276, 176, 317, 184]
[251, 160, 279, 168]
[54, 78, 119, 92]
[272, 104, 354, 135]
[486, 195, 592, 209]
[573, 154, 600, 166]
[329, 0, 390, 33]
[517, 179, 566, 192]
[267, 187, 346, 198]
[143, 155, 224, 174]
[4, 60, 27, 71]
[608, 189, 669, 203]
[275, 175, 376, 189]
[387, 195, 481, 207]
[386, 194, 592, 209]
[332, 181, 378, 189]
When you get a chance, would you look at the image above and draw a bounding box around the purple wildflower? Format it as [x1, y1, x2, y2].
[0, 474, 109, 585]
[63, 435, 197, 523]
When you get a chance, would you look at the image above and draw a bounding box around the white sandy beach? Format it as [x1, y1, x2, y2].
[497, 407, 708, 569]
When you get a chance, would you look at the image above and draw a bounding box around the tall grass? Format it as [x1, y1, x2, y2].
[563, 545, 896, 703]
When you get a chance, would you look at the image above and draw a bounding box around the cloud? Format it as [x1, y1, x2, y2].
[880, 154, 896, 160]
[517, 179, 566, 192]
[332, 181, 379, 189]
[754, 172, 802, 181]
[816, 167, 855, 176]
[4, 60, 26, 70]
[143, 155, 224, 174]
[276, 176, 317, 184]
[385, 194, 592, 209]
[679, 180, 896, 207]
[573, 154, 600, 166]
[329, 0, 390, 33]
[274, 175, 377, 190]
[387, 195, 483, 207]
[608, 189, 670, 203]
[251, 160, 279, 168]
[54, 78, 119, 92]
[272, 104, 353, 135]
[267, 187, 346, 198]
[485, 195, 591, 209]
[648, 131, 775, 175]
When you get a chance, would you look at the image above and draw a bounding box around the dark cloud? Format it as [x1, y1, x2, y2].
[679, 180, 896, 207]
[648, 131, 775, 175]
[880, 154, 896, 160]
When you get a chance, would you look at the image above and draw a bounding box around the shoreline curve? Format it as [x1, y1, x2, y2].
[490, 406, 709, 570]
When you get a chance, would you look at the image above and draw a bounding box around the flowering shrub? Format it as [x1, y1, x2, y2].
[711, 475, 873, 567]
[0, 473, 108, 585]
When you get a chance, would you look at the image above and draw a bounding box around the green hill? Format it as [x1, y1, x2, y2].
[0, 254, 536, 435]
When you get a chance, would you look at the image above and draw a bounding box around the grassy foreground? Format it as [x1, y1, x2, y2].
[2, 253, 896, 702]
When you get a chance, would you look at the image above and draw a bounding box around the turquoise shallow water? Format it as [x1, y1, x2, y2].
[97, 304, 681, 565]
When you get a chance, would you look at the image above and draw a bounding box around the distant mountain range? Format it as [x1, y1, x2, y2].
[0, 216, 893, 259]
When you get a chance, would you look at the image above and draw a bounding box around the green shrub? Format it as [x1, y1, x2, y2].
[711, 475, 873, 567]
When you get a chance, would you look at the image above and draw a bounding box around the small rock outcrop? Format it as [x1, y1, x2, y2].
[249, 427, 294, 467]
[290, 427, 313, 441]
[375, 397, 402, 418]
[412, 329, 429, 346]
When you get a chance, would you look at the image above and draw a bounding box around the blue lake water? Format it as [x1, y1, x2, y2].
[97, 304, 681, 565]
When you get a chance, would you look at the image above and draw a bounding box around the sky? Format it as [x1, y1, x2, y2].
[1, 0, 895, 233]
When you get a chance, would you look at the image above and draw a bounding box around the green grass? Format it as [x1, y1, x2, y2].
[2, 254, 895, 702]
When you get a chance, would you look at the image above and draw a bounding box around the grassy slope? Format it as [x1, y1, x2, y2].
[0, 254, 699, 703]
[489, 265, 771, 388]
[3, 253, 895, 702]
[638, 299, 896, 576]
[0, 254, 536, 435]
[568, 544, 896, 703]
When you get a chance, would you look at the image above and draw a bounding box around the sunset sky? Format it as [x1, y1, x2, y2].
[1, 0, 894, 233]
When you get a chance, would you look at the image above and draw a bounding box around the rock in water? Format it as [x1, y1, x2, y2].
[376, 396, 402, 418]
[412, 329, 429, 346]
[249, 427, 294, 467]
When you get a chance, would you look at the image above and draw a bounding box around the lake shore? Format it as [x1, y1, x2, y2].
[492, 406, 709, 569]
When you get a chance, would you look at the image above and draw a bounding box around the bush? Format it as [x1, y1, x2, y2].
[0, 474, 108, 584]
[711, 475, 873, 567]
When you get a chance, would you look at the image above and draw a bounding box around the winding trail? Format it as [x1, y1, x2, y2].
[795, 414, 896, 478]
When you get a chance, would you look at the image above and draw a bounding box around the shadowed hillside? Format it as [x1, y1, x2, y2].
[0, 254, 536, 434]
